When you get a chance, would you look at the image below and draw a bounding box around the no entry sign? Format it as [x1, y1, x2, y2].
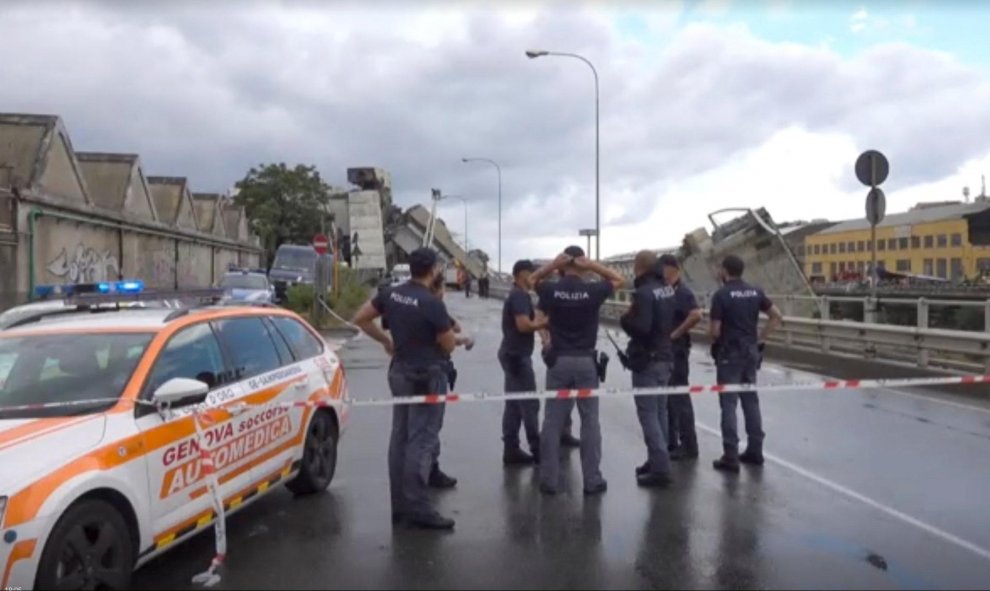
[313, 233, 329, 255]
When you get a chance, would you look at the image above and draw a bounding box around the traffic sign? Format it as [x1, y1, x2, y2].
[855, 150, 889, 187]
[866, 187, 886, 226]
[313, 233, 329, 255]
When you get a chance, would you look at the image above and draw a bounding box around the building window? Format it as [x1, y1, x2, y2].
[839, 242, 846, 253]
[951, 233, 962, 247]
[923, 259, 934, 276]
[951, 258, 964, 281]
[847, 241, 855, 252]
[878, 240, 886, 251]
[830, 243, 837, 254]
[830, 262, 837, 277]
[858, 240, 866, 252]
[813, 244, 820, 255]
[898, 237, 908, 250]
[924, 235, 934, 248]
[911, 236, 921, 249]
[937, 234, 947, 247]
[887, 238, 897, 250]
[896, 259, 911, 272]
[936, 259, 947, 278]
[811, 262, 823, 275]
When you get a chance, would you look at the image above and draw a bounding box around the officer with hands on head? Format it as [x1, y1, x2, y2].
[658, 254, 703, 461]
[708, 255, 784, 473]
[621, 250, 676, 488]
[352, 247, 459, 530]
[499, 260, 546, 465]
[530, 246, 624, 496]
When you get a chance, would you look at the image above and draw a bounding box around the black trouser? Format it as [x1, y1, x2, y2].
[716, 344, 764, 457]
[666, 346, 697, 451]
[499, 350, 540, 451]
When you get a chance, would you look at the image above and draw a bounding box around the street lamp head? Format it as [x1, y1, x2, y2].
[525, 50, 548, 59]
[461, 158, 470, 163]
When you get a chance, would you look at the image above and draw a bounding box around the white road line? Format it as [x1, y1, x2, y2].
[696, 422, 990, 563]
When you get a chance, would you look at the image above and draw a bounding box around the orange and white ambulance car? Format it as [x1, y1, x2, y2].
[0, 281, 349, 589]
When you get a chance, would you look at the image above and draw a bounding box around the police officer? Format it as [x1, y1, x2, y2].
[428, 272, 474, 487]
[499, 260, 546, 465]
[352, 247, 458, 529]
[708, 255, 783, 473]
[531, 246, 624, 495]
[658, 254, 702, 461]
[621, 250, 676, 487]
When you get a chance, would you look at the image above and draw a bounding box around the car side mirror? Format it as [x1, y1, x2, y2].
[153, 377, 209, 408]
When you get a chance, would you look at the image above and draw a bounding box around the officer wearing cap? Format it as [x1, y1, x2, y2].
[621, 250, 676, 487]
[658, 254, 702, 461]
[499, 259, 547, 465]
[353, 247, 459, 529]
[708, 255, 783, 473]
[531, 245, 624, 495]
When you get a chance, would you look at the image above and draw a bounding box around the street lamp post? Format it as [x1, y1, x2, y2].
[461, 157, 502, 273]
[527, 49, 600, 261]
[578, 228, 596, 257]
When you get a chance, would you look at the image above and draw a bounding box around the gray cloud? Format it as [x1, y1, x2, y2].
[1, 2, 988, 264]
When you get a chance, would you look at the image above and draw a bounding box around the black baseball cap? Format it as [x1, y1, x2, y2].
[512, 259, 536, 276]
[408, 247, 439, 278]
[563, 245, 585, 258]
[658, 254, 680, 269]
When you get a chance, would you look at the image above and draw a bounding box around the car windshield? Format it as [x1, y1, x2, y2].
[272, 249, 315, 272]
[222, 274, 268, 290]
[0, 332, 153, 419]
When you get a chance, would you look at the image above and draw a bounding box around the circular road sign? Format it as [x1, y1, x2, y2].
[313, 233, 329, 256]
[866, 187, 886, 226]
[855, 150, 890, 187]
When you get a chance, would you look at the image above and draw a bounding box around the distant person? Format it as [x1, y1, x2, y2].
[708, 255, 783, 473]
[464, 275, 472, 298]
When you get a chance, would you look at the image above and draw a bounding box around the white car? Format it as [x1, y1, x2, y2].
[0, 283, 349, 590]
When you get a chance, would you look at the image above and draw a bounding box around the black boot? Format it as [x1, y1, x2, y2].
[637, 472, 674, 488]
[561, 433, 581, 448]
[503, 446, 535, 466]
[713, 451, 741, 473]
[635, 461, 650, 476]
[740, 447, 765, 466]
[407, 511, 455, 530]
[670, 446, 699, 461]
[428, 465, 458, 489]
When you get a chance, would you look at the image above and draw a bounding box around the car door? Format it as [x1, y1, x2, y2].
[136, 321, 249, 539]
[210, 315, 302, 488]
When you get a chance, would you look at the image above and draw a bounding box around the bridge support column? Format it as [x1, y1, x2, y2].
[917, 298, 930, 368]
[821, 296, 831, 354]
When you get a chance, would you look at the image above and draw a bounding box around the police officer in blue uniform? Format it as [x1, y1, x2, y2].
[353, 247, 459, 529]
[658, 254, 702, 461]
[531, 246, 624, 495]
[499, 260, 546, 465]
[622, 250, 676, 487]
[708, 255, 783, 473]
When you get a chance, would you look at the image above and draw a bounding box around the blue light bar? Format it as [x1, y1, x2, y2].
[116, 280, 144, 293]
[33, 279, 145, 300]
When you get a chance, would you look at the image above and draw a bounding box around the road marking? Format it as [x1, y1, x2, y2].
[696, 422, 990, 563]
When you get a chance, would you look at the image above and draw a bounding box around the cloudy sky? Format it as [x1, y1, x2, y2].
[2, 0, 989, 269]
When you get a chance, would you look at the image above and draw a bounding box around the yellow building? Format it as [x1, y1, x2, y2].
[804, 201, 990, 282]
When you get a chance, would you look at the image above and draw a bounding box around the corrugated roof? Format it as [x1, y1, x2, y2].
[818, 202, 990, 235]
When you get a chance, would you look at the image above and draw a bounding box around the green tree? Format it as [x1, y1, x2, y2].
[235, 163, 332, 265]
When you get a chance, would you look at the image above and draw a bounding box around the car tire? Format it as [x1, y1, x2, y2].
[35, 498, 134, 591]
[287, 410, 338, 495]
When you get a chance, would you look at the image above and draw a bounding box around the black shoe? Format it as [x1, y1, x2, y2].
[740, 451, 765, 466]
[584, 482, 608, 496]
[670, 447, 699, 461]
[635, 461, 650, 476]
[407, 512, 455, 530]
[539, 483, 558, 496]
[713, 455, 741, 473]
[637, 473, 674, 488]
[428, 468, 458, 489]
[561, 433, 581, 448]
[503, 446, 535, 466]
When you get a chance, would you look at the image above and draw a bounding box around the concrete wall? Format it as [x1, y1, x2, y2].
[348, 190, 388, 271]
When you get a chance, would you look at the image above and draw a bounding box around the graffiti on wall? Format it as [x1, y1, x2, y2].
[46, 243, 120, 283]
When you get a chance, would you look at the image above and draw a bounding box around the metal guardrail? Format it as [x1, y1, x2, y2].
[489, 282, 990, 373]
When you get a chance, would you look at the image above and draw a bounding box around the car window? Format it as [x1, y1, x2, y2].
[214, 317, 283, 380]
[263, 317, 296, 365]
[145, 323, 226, 397]
[0, 332, 154, 418]
[221, 273, 269, 290]
[270, 316, 324, 360]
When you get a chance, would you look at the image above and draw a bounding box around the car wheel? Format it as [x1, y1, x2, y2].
[35, 498, 134, 591]
[287, 410, 338, 495]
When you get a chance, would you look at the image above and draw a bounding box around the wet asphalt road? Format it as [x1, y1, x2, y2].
[133, 295, 990, 590]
